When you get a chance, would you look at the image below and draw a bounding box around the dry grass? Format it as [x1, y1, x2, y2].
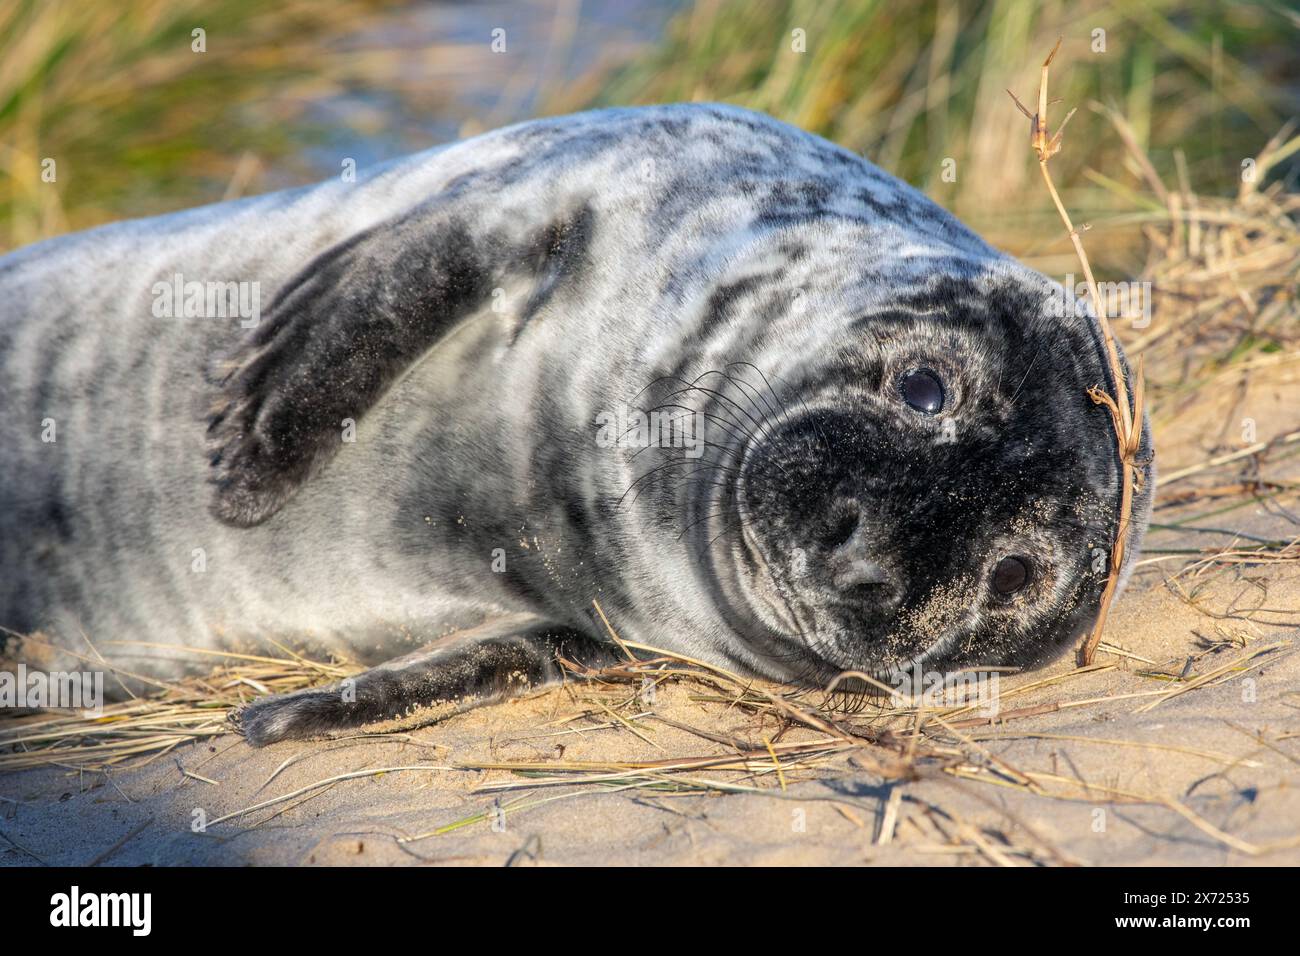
[398, 630, 1297, 860]
[1008, 39, 1146, 667]
[1121, 123, 1300, 425]
[3, 613, 1296, 861]
[559, 0, 1299, 268]
[0, 649, 357, 773]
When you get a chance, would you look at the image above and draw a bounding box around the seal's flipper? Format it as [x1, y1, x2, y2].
[206, 198, 595, 527]
[232, 620, 617, 747]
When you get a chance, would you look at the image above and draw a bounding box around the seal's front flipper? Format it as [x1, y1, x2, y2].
[207, 190, 595, 528]
[233, 619, 616, 747]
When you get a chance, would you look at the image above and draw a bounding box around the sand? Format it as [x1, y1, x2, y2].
[2, 363, 1298, 868]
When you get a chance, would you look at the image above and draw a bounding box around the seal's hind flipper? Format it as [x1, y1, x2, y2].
[233, 619, 616, 747]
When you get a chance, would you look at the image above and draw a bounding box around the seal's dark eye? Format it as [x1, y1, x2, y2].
[899, 368, 944, 414]
[992, 556, 1030, 595]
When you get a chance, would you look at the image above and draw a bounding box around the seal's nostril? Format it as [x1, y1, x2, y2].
[824, 504, 860, 549]
[826, 511, 893, 591]
[832, 557, 891, 590]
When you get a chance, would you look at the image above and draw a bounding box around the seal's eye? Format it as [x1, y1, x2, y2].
[899, 368, 944, 414]
[992, 556, 1030, 595]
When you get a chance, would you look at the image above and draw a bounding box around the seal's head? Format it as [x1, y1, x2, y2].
[673, 259, 1154, 686]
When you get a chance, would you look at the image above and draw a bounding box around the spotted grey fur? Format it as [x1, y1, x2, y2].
[0, 104, 1153, 745]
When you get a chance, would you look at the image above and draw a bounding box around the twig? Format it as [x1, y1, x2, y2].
[1008, 39, 1146, 666]
[86, 817, 153, 867]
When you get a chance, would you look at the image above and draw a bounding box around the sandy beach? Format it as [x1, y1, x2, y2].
[3, 354, 1298, 866]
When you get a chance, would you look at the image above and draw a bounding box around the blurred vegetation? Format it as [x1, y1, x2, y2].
[3, 0, 1298, 278]
[0, 0, 425, 252]
[555, 0, 1300, 273]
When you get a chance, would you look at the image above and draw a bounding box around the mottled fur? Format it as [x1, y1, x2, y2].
[0, 104, 1152, 745]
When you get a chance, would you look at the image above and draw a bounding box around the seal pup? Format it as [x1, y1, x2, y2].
[0, 104, 1154, 745]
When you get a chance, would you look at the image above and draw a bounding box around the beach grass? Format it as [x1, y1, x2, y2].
[555, 0, 1299, 274]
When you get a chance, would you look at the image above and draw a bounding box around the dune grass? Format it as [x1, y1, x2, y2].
[0, 0, 411, 251]
[6, 1, 1297, 264]
[555, 0, 1299, 273]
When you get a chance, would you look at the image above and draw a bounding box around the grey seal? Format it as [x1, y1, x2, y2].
[0, 103, 1154, 745]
